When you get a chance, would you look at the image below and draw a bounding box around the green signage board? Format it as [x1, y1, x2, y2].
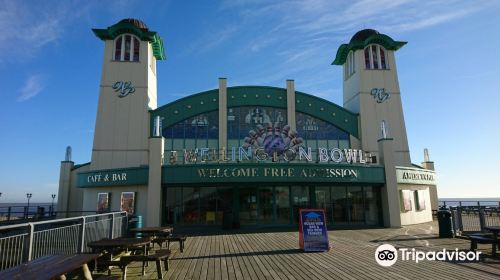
[162, 163, 385, 184]
[77, 167, 149, 188]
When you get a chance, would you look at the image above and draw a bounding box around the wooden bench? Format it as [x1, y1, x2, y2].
[153, 234, 187, 252]
[119, 249, 171, 280]
[469, 234, 500, 254]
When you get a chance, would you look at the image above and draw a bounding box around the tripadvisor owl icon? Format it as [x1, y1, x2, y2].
[375, 244, 398, 267]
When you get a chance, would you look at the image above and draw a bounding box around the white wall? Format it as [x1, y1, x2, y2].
[399, 184, 433, 225]
[82, 185, 148, 217]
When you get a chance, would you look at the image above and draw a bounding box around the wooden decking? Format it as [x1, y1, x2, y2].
[91, 222, 500, 279]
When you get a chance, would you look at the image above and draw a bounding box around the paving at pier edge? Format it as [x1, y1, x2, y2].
[90, 221, 499, 280]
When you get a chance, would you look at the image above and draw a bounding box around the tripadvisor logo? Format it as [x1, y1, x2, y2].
[375, 244, 481, 267]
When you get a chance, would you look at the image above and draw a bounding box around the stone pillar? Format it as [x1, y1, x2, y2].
[377, 138, 401, 227]
[57, 161, 74, 217]
[219, 78, 228, 150]
[286, 80, 296, 131]
[146, 136, 164, 227]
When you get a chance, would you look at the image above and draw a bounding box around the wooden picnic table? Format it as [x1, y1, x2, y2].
[87, 237, 152, 255]
[0, 254, 99, 280]
[484, 226, 500, 257]
[129, 226, 173, 236]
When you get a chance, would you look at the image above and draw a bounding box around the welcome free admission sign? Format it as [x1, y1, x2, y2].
[298, 209, 330, 252]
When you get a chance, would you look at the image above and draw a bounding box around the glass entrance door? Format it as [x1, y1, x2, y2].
[239, 187, 258, 225]
[258, 187, 274, 224]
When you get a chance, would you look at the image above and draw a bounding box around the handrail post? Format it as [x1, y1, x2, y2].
[78, 216, 86, 253]
[22, 223, 35, 262]
[479, 208, 485, 232]
[109, 213, 115, 239]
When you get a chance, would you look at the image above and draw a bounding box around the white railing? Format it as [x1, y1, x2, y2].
[0, 212, 128, 271]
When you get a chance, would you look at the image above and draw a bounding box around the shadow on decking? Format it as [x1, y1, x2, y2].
[171, 248, 305, 260]
[370, 234, 441, 242]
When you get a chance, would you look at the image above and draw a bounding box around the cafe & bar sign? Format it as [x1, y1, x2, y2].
[76, 167, 149, 187]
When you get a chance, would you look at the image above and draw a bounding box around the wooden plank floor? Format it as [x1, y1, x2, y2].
[91, 222, 500, 279]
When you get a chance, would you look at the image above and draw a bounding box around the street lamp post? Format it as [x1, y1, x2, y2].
[51, 194, 56, 216]
[26, 193, 32, 219]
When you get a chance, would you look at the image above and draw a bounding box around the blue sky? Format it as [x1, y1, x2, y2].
[1, 0, 499, 202]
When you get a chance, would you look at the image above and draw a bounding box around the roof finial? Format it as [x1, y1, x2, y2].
[65, 146, 72, 161]
[424, 148, 430, 162]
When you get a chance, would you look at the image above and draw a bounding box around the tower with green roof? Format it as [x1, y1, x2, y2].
[90, 19, 166, 171]
[333, 29, 411, 167]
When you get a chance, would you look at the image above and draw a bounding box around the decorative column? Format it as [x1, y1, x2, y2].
[218, 78, 228, 150]
[146, 133, 164, 227]
[378, 137, 402, 228]
[57, 161, 74, 217]
[422, 148, 438, 211]
[286, 80, 296, 131]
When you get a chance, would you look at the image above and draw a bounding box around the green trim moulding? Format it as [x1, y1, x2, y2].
[150, 86, 359, 138]
[332, 33, 406, 65]
[77, 166, 149, 188]
[162, 163, 384, 185]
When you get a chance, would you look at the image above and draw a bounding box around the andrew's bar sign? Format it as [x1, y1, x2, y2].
[396, 166, 436, 186]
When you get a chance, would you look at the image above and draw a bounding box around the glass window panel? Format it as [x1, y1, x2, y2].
[165, 187, 182, 224]
[327, 140, 338, 149]
[364, 186, 380, 225]
[133, 37, 140, 61]
[115, 36, 122, 61]
[364, 47, 371, 69]
[207, 139, 218, 149]
[258, 187, 274, 224]
[184, 139, 195, 149]
[291, 186, 309, 224]
[173, 139, 184, 150]
[275, 186, 290, 224]
[200, 187, 217, 225]
[348, 186, 364, 224]
[339, 140, 349, 149]
[331, 187, 348, 224]
[380, 47, 386, 69]
[217, 187, 233, 225]
[240, 187, 258, 225]
[315, 186, 332, 225]
[182, 187, 199, 224]
[371, 45, 379, 69]
[124, 35, 131, 61]
[296, 112, 350, 147]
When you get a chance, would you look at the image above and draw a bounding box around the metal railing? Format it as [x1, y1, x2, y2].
[449, 206, 500, 235]
[0, 211, 128, 271]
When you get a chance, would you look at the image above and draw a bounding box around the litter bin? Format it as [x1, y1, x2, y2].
[36, 207, 45, 219]
[437, 209, 454, 238]
[128, 215, 143, 237]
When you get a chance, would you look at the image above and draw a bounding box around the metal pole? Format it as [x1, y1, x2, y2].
[23, 223, 35, 262]
[109, 213, 115, 239]
[7, 206, 11, 221]
[78, 216, 86, 253]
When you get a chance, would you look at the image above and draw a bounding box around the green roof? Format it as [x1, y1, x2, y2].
[92, 21, 166, 60]
[332, 33, 406, 65]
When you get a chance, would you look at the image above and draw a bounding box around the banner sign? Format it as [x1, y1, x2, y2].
[162, 163, 385, 184]
[299, 209, 329, 252]
[396, 166, 436, 186]
[77, 167, 148, 188]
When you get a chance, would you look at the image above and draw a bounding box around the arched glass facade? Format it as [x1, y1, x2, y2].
[162, 110, 219, 159]
[227, 106, 287, 148]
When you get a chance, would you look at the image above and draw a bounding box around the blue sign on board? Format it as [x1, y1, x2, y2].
[299, 209, 329, 252]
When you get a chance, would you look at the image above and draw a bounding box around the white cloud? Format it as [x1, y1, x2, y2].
[17, 75, 45, 102]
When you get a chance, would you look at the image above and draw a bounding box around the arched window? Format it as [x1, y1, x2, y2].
[345, 51, 355, 79]
[364, 45, 388, 70]
[114, 34, 140, 61]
